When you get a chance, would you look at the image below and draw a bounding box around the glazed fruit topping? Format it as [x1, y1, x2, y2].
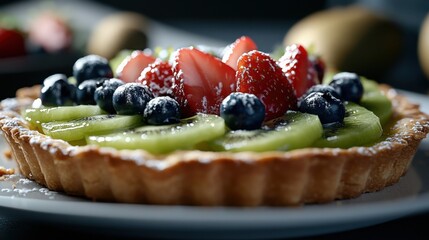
[309, 55, 326, 84]
[222, 35, 258, 70]
[137, 59, 174, 97]
[220, 92, 265, 130]
[143, 96, 181, 125]
[171, 47, 236, 117]
[27, 34, 394, 153]
[73, 55, 114, 85]
[299, 84, 341, 103]
[115, 50, 156, 83]
[76, 79, 99, 105]
[278, 43, 319, 98]
[298, 91, 346, 125]
[236, 50, 297, 121]
[329, 72, 363, 103]
[40, 73, 76, 106]
[112, 82, 154, 115]
[94, 78, 125, 113]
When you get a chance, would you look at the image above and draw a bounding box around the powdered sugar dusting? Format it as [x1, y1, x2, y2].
[0, 174, 61, 200]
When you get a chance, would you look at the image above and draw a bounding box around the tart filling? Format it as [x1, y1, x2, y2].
[1, 37, 428, 206]
[1, 84, 428, 206]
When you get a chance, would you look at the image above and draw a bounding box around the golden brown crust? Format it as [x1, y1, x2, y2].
[1, 84, 428, 206]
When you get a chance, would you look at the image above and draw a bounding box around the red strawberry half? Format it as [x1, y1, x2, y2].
[115, 50, 156, 83]
[172, 47, 236, 117]
[137, 59, 174, 97]
[278, 44, 318, 98]
[236, 50, 297, 121]
[222, 36, 257, 70]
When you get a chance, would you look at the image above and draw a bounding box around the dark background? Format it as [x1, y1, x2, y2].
[1, 0, 327, 20]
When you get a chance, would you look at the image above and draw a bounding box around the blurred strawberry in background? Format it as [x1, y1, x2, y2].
[0, 27, 26, 58]
[27, 12, 73, 53]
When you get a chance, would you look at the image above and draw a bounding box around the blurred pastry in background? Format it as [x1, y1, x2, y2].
[284, 5, 403, 80]
[418, 12, 429, 81]
[86, 11, 148, 60]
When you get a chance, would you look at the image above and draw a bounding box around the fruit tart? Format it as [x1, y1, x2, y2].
[1, 36, 428, 206]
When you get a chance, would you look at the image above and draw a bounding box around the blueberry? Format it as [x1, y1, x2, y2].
[112, 83, 154, 115]
[328, 72, 363, 103]
[76, 79, 99, 105]
[298, 91, 345, 125]
[299, 84, 341, 106]
[73, 55, 113, 85]
[40, 73, 76, 106]
[94, 78, 125, 113]
[144, 96, 180, 125]
[220, 92, 265, 130]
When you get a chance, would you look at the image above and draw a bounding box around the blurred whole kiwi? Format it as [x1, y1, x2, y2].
[284, 5, 403, 80]
[87, 11, 148, 60]
[418, 12, 429, 81]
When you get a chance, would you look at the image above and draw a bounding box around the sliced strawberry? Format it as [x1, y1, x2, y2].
[172, 47, 236, 117]
[236, 50, 297, 121]
[115, 50, 156, 83]
[137, 59, 174, 97]
[278, 44, 317, 98]
[222, 36, 257, 70]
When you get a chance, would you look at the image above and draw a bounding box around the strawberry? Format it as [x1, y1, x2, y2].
[115, 50, 156, 83]
[171, 47, 236, 117]
[27, 12, 72, 53]
[236, 50, 297, 121]
[309, 54, 326, 84]
[0, 28, 26, 58]
[137, 59, 174, 97]
[278, 44, 318, 98]
[222, 36, 257, 70]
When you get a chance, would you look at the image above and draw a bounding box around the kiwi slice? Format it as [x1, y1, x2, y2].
[359, 78, 393, 125]
[209, 111, 323, 152]
[323, 74, 392, 126]
[86, 113, 226, 154]
[313, 102, 383, 148]
[42, 114, 143, 142]
[24, 105, 106, 127]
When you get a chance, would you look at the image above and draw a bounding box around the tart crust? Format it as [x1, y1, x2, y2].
[1, 84, 428, 206]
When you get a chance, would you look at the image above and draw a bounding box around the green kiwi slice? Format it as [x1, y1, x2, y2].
[24, 105, 106, 129]
[86, 113, 226, 154]
[42, 114, 143, 142]
[209, 111, 323, 152]
[359, 78, 393, 125]
[313, 102, 383, 148]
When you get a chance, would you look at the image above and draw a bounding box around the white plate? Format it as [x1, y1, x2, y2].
[1, 90, 429, 239]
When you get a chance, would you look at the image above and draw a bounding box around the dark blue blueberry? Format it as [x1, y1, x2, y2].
[328, 72, 363, 103]
[143, 96, 180, 125]
[73, 55, 113, 85]
[94, 78, 125, 113]
[40, 74, 76, 106]
[220, 92, 265, 130]
[298, 84, 341, 107]
[76, 79, 98, 105]
[112, 83, 154, 115]
[298, 91, 345, 125]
